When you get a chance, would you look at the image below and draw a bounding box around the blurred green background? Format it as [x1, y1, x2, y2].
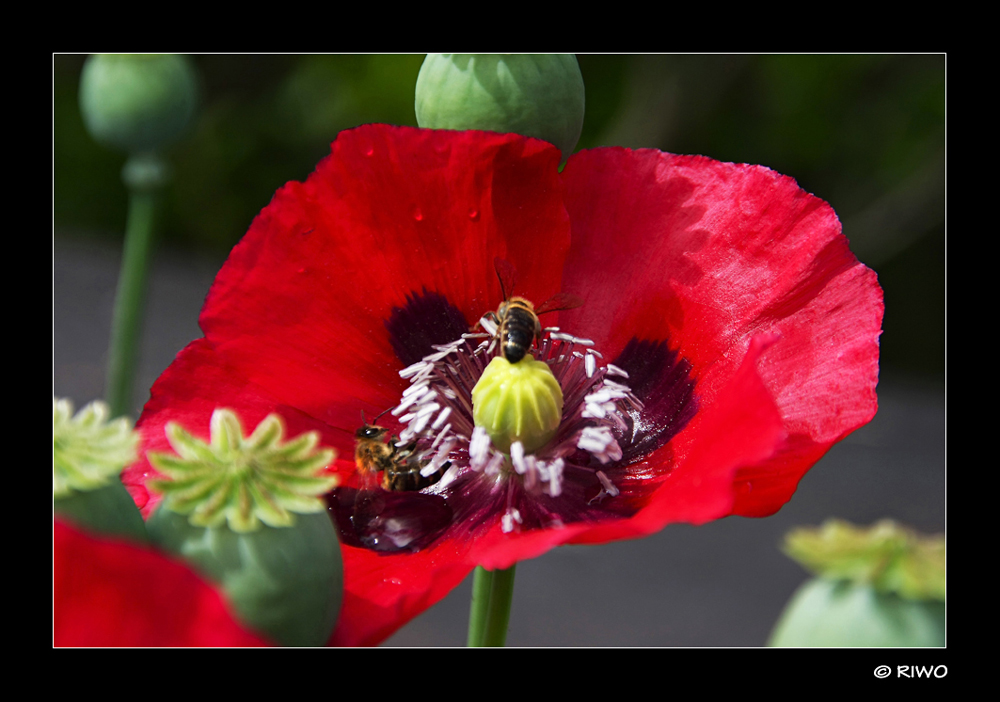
[53, 54, 944, 379]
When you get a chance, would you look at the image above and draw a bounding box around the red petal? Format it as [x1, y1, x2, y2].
[199, 125, 570, 432]
[124, 338, 350, 517]
[559, 148, 882, 516]
[331, 540, 473, 647]
[54, 520, 266, 646]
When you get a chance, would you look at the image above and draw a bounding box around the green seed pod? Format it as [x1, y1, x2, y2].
[415, 54, 585, 160]
[146, 408, 342, 646]
[472, 356, 563, 454]
[769, 519, 945, 647]
[53, 398, 146, 542]
[148, 507, 342, 647]
[79, 54, 198, 154]
[768, 579, 945, 647]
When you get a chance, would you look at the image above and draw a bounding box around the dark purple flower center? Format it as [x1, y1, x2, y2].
[328, 290, 697, 554]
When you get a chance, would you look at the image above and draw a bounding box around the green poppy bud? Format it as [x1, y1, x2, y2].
[768, 579, 945, 647]
[148, 508, 342, 647]
[769, 520, 945, 647]
[472, 356, 563, 454]
[79, 54, 198, 154]
[415, 54, 585, 160]
[53, 398, 147, 542]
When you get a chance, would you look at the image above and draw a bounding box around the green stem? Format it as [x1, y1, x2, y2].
[467, 565, 494, 647]
[105, 155, 164, 418]
[482, 564, 517, 647]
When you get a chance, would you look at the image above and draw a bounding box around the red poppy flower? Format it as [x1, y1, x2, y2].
[54, 520, 267, 646]
[123, 124, 882, 646]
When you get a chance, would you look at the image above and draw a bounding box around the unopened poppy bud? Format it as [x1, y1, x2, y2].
[415, 54, 585, 160]
[79, 54, 198, 154]
[53, 398, 147, 542]
[472, 356, 563, 454]
[146, 408, 342, 646]
[768, 520, 945, 647]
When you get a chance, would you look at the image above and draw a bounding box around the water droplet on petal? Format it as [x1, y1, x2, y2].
[297, 268, 306, 274]
[412, 205, 423, 222]
[365, 145, 374, 156]
[468, 208, 479, 220]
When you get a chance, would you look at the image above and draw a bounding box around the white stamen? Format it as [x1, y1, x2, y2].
[606, 363, 628, 378]
[501, 507, 523, 533]
[469, 426, 491, 470]
[402, 380, 429, 397]
[577, 426, 623, 464]
[409, 404, 439, 435]
[431, 406, 452, 430]
[585, 353, 596, 378]
[596, 470, 619, 497]
[484, 451, 505, 476]
[424, 439, 455, 475]
[414, 401, 440, 418]
[603, 379, 631, 392]
[399, 361, 428, 379]
[551, 332, 595, 346]
[510, 441, 527, 475]
[393, 387, 428, 415]
[432, 339, 465, 352]
[429, 423, 451, 451]
[543, 326, 560, 332]
[424, 348, 454, 363]
[543, 458, 564, 497]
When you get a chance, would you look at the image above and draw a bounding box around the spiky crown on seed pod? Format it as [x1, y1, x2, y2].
[54, 398, 138, 498]
[147, 408, 338, 533]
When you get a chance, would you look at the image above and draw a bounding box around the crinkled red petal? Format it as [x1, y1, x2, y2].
[199, 125, 570, 441]
[558, 148, 883, 517]
[54, 520, 266, 646]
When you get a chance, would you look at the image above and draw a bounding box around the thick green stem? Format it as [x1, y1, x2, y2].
[467, 565, 494, 647]
[483, 564, 516, 646]
[467, 563, 517, 647]
[105, 182, 158, 418]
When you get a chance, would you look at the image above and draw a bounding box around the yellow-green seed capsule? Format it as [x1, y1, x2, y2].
[471, 356, 563, 454]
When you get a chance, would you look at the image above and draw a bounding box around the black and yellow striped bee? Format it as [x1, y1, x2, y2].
[484, 257, 583, 364]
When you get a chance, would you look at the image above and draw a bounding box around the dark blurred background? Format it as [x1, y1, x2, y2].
[53, 54, 945, 647]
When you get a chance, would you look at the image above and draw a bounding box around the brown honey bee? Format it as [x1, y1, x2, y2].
[483, 257, 584, 364]
[354, 410, 445, 492]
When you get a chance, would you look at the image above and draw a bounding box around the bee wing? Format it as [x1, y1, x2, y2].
[535, 292, 585, 316]
[494, 257, 517, 301]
